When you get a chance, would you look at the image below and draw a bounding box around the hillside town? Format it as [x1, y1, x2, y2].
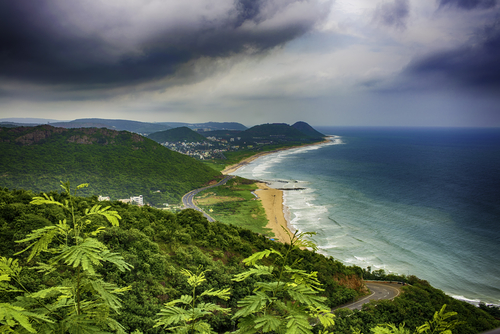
[160, 137, 251, 160]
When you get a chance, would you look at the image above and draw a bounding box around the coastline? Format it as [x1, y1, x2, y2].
[255, 182, 294, 244]
[222, 139, 330, 243]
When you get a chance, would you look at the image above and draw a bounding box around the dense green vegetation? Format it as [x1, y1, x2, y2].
[333, 276, 500, 334]
[0, 125, 221, 206]
[148, 127, 207, 143]
[1, 186, 499, 333]
[195, 177, 270, 235]
[0, 186, 365, 333]
[201, 123, 324, 144]
[291, 121, 325, 139]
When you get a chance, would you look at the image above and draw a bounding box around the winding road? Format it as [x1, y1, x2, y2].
[338, 282, 402, 310]
[182, 178, 402, 310]
[181, 175, 235, 222]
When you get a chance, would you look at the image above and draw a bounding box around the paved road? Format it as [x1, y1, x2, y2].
[181, 175, 234, 222]
[337, 282, 402, 310]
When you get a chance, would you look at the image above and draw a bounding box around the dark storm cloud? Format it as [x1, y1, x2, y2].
[405, 19, 500, 91]
[438, 0, 497, 10]
[0, 0, 330, 89]
[373, 0, 410, 29]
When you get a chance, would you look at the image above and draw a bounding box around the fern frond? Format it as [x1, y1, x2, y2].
[196, 302, 231, 314]
[285, 311, 313, 334]
[85, 205, 121, 227]
[199, 287, 231, 301]
[0, 303, 54, 333]
[30, 286, 73, 300]
[242, 249, 283, 266]
[232, 265, 274, 282]
[254, 314, 282, 332]
[89, 280, 125, 313]
[285, 267, 324, 291]
[14, 226, 60, 262]
[76, 183, 89, 190]
[154, 306, 191, 328]
[61, 313, 108, 334]
[100, 251, 133, 272]
[52, 238, 106, 275]
[233, 291, 272, 318]
[0, 257, 22, 277]
[31, 262, 57, 274]
[30, 193, 66, 208]
[286, 284, 327, 307]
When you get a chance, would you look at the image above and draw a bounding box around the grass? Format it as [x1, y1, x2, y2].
[195, 177, 272, 236]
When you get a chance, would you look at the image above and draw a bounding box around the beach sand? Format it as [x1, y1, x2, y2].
[255, 182, 293, 244]
[221, 139, 330, 244]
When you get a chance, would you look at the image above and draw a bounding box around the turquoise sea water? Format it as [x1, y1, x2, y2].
[231, 127, 500, 305]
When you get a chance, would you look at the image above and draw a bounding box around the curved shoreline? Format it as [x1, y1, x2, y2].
[222, 139, 331, 243]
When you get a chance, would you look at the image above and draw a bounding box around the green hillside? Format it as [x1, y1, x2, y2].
[148, 126, 207, 143]
[0, 125, 221, 205]
[292, 121, 325, 138]
[51, 118, 173, 134]
[242, 123, 311, 140]
[0, 187, 498, 333]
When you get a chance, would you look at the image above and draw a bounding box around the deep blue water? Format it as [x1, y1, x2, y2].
[233, 127, 500, 305]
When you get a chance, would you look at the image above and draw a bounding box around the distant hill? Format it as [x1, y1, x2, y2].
[51, 118, 172, 134]
[148, 126, 207, 143]
[241, 123, 310, 140]
[0, 125, 221, 205]
[158, 121, 247, 131]
[292, 121, 324, 139]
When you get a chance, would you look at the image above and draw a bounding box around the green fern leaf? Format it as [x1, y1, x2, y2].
[0, 303, 54, 333]
[285, 312, 313, 334]
[242, 249, 283, 266]
[89, 280, 124, 313]
[233, 291, 271, 318]
[52, 238, 106, 275]
[286, 284, 326, 307]
[85, 205, 121, 227]
[100, 251, 133, 272]
[232, 265, 275, 282]
[199, 287, 231, 300]
[61, 314, 109, 334]
[254, 314, 282, 332]
[14, 226, 60, 262]
[30, 286, 73, 300]
[154, 306, 191, 328]
[30, 193, 66, 208]
[196, 302, 231, 314]
[76, 183, 89, 190]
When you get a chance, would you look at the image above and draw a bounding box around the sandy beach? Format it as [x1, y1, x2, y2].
[221, 140, 330, 243]
[254, 182, 294, 244]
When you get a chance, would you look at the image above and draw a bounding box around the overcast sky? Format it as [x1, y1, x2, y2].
[0, 0, 499, 127]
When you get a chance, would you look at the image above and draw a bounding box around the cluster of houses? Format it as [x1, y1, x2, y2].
[161, 137, 247, 160]
[98, 195, 144, 206]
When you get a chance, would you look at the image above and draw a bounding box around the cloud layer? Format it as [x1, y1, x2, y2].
[0, 0, 330, 88]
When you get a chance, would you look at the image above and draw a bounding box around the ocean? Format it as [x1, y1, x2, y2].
[231, 127, 500, 305]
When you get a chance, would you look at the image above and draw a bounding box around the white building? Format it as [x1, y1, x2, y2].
[130, 195, 144, 206]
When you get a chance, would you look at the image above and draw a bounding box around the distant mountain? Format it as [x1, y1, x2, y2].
[292, 121, 325, 139]
[158, 121, 247, 131]
[199, 122, 324, 144]
[148, 127, 207, 143]
[51, 118, 172, 134]
[0, 125, 221, 205]
[0, 118, 63, 124]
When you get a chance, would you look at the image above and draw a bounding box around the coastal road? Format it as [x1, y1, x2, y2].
[337, 282, 402, 311]
[181, 175, 235, 222]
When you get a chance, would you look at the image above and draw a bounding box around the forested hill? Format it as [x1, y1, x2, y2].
[1, 188, 498, 333]
[0, 125, 221, 205]
[148, 126, 206, 143]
